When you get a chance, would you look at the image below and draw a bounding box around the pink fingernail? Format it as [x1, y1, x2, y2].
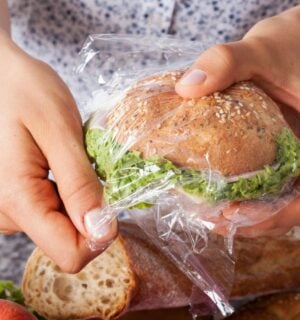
[179, 69, 207, 86]
[84, 208, 112, 240]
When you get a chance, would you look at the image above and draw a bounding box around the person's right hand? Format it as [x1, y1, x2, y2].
[0, 30, 117, 273]
[175, 6, 300, 238]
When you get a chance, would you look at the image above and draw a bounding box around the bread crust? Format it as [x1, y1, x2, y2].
[107, 72, 287, 176]
[228, 292, 300, 320]
[232, 235, 300, 297]
[119, 223, 192, 311]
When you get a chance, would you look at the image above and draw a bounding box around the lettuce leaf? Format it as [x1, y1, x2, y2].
[0, 280, 24, 305]
[85, 128, 300, 205]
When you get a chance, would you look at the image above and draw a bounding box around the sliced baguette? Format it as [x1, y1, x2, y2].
[22, 236, 136, 320]
[22, 222, 192, 319]
[22, 223, 300, 320]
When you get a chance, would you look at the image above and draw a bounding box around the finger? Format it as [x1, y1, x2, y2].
[222, 194, 300, 238]
[279, 104, 300, 138]
[22, 90, 117, 245]
[8, 177, 113, 273]
[0, 211, 20, 234]
[222, 202, 240, 219]
[175, 41, 256, 98]
[50, 127, 117, 243]
[236, 225, 291, 238]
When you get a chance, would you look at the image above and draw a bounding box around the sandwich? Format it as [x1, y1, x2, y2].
[85, 72, 300, 209]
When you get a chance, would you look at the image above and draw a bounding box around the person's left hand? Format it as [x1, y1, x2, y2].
[175, 6, 300, 237]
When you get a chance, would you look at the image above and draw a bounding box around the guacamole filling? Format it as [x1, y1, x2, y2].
[85, 128, 300, 207]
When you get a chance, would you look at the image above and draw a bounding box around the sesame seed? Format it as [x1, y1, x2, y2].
[225, 104, 231, 111]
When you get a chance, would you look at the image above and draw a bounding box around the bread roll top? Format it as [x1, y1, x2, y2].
[107, 72, 287, 176]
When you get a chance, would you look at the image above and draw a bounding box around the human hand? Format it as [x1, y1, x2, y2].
[176, 6, 300, 113]
[175, 6, 300, 237]
[0, 31, 117, 272]
[221, 181, 300, 238]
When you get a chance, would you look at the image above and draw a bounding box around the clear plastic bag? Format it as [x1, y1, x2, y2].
[77, 34, 300, 318]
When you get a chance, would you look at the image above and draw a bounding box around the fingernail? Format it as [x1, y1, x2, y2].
[179, 69, 207, 86]
[84, 208, 113, 240]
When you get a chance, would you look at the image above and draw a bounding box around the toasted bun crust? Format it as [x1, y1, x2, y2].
[107, 72, 287, 176]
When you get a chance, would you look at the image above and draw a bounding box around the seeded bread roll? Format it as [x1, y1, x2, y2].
[107, 72, 287, 176]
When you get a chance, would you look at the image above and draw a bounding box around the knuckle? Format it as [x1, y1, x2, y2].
[252, 16, 278, 31]
[0, 210, 20, 234]
[57, 253, 86, 274]
[0, 186, 16, 214]
[62, 177, 100, 209]
[209, 44, 237, 70]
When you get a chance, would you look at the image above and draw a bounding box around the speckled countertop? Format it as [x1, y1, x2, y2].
[0, 234, 35, 284]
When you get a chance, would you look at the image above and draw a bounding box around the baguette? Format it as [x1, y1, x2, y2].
[122, 292, 300, 320]
[22, 236, 137, 320]
[22, 223, 300, 320]
[228, 292, 300, 320]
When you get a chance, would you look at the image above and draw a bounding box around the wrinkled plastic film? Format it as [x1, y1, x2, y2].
[77, 35, 300, 317]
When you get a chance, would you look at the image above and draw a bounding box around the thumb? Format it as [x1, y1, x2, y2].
[175, 41, 256, 98]
[51, 136, 118, 245]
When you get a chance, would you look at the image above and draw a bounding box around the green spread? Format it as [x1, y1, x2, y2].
[85, 128, 300, 207]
